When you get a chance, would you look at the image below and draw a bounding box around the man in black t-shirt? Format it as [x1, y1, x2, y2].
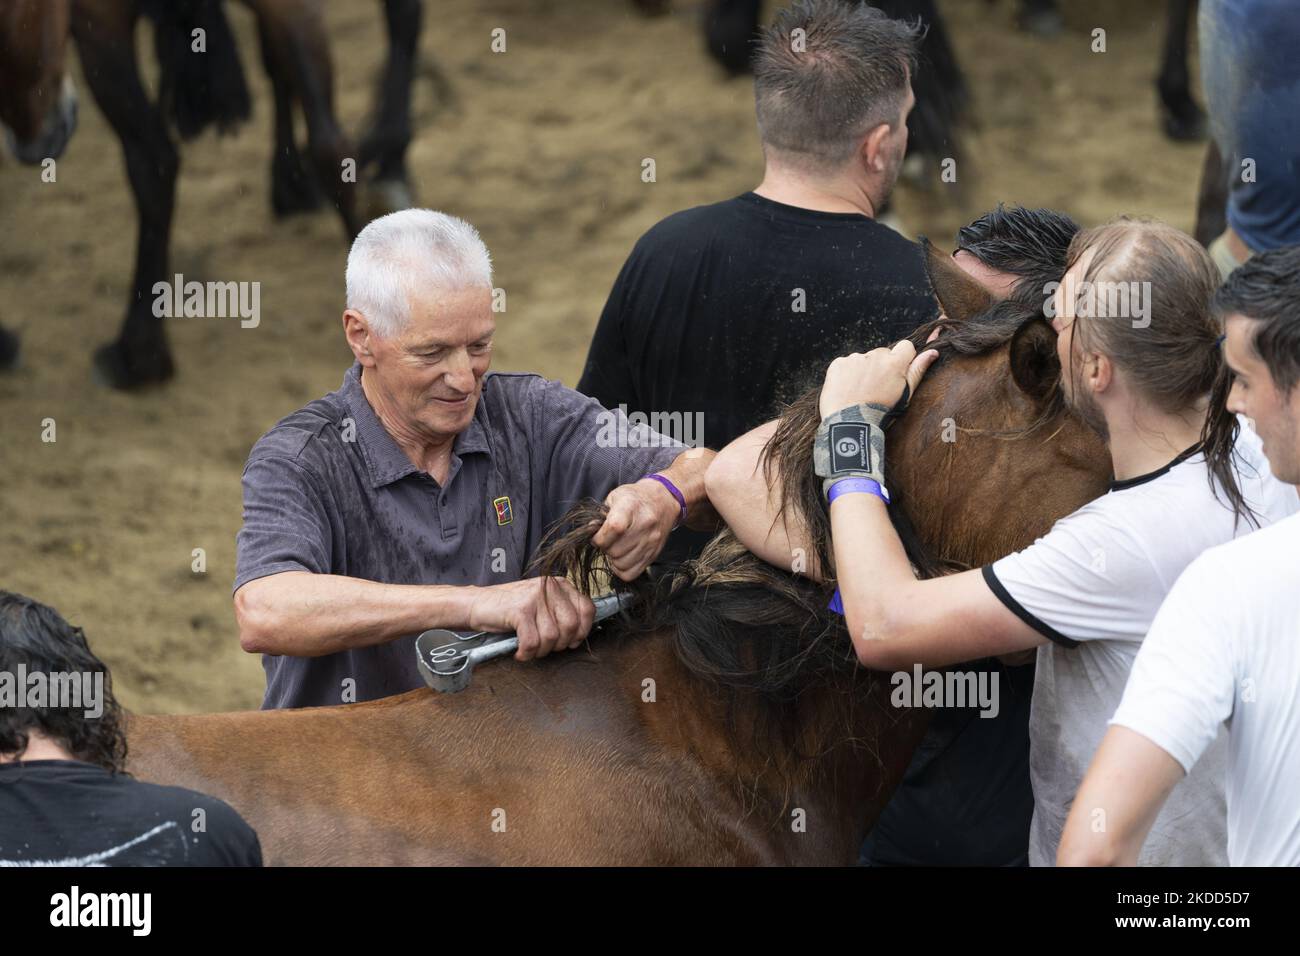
[0, 592, 261, 866]
[578, 1, 935, 561]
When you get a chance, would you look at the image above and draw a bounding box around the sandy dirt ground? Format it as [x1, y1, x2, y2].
[0, 0, 1209, 713]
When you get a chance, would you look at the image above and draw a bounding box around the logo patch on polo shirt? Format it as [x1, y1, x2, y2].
[493, 496, 513, 526]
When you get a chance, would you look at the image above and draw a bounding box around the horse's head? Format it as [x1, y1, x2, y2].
[767, 238, 1111, 580]
[891, 240, 1112, 569]
[0, 0, 77, 164]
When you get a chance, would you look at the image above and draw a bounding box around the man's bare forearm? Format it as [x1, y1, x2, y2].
[235, 571, 479, 657]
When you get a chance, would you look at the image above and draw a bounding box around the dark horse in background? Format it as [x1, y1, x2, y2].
[122, 245, 1111, 865]
[0, 0, 78, 370]
[3, 0, 424, 388]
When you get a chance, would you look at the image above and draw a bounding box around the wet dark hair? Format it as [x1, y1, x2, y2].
[1214, 245, 1300, 395]
[0, 592, 128, 773]
[754, 0, 921, 171]
[955, 204, 1080, 305]
[1064, 217, 1257, 527]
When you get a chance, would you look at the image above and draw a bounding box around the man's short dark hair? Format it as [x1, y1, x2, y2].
[754, 0, 921, 171]
[955, 204, 1081, 303]
[1214, 245, 1300, 394]
[0, 592, 128, 772]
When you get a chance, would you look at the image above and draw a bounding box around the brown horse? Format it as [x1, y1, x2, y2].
[0, 0, 76, 370]
[124, 243, 1110, 865]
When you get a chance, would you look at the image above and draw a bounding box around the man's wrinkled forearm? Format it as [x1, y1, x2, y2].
[234, 571, 479, 657]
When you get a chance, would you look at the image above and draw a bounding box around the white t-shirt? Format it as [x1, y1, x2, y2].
[1110, 511, 1300, 866]
[983, 421, 1298, 866]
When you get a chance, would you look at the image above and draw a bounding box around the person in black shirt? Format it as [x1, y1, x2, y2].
[578, 1, 935, 561]
[0, 591, 261, 866]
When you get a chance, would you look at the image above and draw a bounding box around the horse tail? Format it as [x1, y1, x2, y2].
[143, 0, 251, 140]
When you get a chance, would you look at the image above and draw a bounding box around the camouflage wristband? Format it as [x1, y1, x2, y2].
[813, 403, 889, 496]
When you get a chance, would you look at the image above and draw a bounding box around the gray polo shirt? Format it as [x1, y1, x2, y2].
[235, 362, 684, 709]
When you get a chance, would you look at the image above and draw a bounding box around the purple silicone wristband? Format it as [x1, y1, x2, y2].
[645, 473, 688, 528]
[826, 476, 890, 506]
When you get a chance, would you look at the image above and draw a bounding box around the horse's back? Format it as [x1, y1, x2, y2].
[123, 637, 740, 864]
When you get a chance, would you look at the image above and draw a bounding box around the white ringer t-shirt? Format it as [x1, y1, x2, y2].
[982, 420, 1298, 866]
[1110, 511, 1300, 866]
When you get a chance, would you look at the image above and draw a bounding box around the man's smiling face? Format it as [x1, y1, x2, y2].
[369, 285, 496, 442]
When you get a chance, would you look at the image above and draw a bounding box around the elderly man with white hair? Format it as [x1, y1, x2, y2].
[233, 209, 715, 709]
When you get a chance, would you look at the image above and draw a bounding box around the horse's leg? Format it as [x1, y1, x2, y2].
[356, 0, 421, 212]
[1194, 138, 1230, 248]
[1017, 0, 1064, 38]
[72, 0, 177, 388]
[256, 10, 322, 216]
[703, 0, 762, 77]
[0, 323, 19, 371]
[249, 0, 362, 239]
[1157, 0, 1206, 141]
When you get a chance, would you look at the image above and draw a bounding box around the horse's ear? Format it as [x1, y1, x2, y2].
[920, 236, 996, 323]
[1009, 317, 1060, 402]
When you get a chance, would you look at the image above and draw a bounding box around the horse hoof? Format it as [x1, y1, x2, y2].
[92, 341, 175, 390]
[271, 158, 323, 218]
[1161, 104, 1207, 143]
[272, 181, 323, 218]
[0, 327, 20, 372]
[900, 153, 934, 192]
[630, 0, 670, 15]
[1017, 8, 1064, 38]
[364, 177, 415, 219]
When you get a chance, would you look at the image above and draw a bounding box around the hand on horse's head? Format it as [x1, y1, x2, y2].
[819, 339, 940, 419]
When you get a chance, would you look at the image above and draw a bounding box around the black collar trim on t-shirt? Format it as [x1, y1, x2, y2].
[737, 191, 878, 223]
[1108, 443, 1203, 492]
